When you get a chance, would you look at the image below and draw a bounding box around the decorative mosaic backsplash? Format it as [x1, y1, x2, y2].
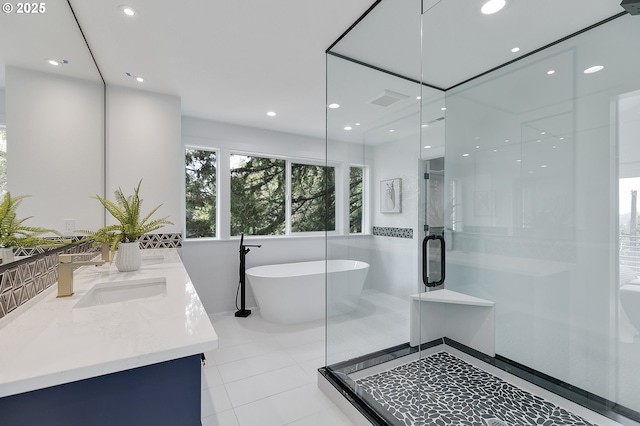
[139, 232, 182, 249]
[372, 226, 413, 239]
[0, 233, 182, 320]
[356, 352, 597, 426]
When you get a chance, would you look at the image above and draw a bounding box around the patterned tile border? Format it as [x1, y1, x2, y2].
[355, 352, 597, 426]
[0, 233, 182, 320]
[372, 226, 413, 239]
[139, 233, 182, 249]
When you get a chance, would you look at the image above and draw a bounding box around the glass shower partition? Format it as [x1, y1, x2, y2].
[436, 9, 640, 419]
[325, 0, 640, 424]
[324, 0, 431, 423]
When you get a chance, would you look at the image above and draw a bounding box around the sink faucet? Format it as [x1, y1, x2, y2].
[57, 254, 106, 298]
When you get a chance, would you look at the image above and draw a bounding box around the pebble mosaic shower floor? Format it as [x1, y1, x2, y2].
[354, 352, 597, 426]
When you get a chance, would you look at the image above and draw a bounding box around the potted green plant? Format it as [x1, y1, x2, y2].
[0, 192, 65, 264]
[83, 179, 172, 272]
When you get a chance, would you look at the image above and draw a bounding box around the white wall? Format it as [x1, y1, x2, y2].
[368, 135, 422, 299]
[0, 88, 5, 122]
[6, 67, 104, 233]
[106, 85, 182, 233]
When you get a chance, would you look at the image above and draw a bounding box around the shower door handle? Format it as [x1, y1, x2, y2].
[422, 234, 445, 288]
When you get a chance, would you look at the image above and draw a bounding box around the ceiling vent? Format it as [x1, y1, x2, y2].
[369, 90, 409, 107]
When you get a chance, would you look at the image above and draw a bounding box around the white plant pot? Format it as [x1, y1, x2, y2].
[115, 241, 142, 272]
[0, 247, 14, 264]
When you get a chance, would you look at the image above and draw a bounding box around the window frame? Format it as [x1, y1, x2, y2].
[183, 146, 346, 240]
[183, 145, 219, 241]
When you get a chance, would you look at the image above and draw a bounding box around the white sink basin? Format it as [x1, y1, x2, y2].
[74, 277, 167, 308]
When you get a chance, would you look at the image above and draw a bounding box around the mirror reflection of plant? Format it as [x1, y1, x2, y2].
[0, 193, 65, 248]
[79, 179, 172, 259]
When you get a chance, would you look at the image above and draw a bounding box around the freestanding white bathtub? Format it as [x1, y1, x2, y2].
[246, 259, 369, 324]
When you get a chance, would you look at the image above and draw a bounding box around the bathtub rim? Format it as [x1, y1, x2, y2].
[246, 259, 370, 279]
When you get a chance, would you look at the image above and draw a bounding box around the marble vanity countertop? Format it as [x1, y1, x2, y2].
[0, 249, 218, 398]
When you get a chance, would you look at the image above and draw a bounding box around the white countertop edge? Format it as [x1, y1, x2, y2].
[0, 339, 217, 399]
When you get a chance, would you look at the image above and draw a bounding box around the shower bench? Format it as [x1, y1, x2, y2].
[409, 289, 495, 357]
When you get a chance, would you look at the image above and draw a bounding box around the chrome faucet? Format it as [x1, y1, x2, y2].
[57, 254, 106, 298]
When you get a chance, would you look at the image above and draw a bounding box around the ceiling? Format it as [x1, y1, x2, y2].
[325, 0, 631, 146]
[69, 0, 374, 140]
[0, 0, 633, 142]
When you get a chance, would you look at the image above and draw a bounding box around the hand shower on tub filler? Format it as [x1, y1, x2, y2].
[235, 233, 261, 318]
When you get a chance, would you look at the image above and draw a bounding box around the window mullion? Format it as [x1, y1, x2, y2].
[285, 160, 292, 235]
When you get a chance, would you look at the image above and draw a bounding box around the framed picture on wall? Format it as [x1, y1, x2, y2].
[380, 178, 402, 213]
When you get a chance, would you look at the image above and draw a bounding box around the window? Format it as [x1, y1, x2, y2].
[185, 148, 217, 238]
[291, 163, 335, 232]
[230, 155, 286, 236]
[184, 148, 341, 238]
[349, 166, 364, 233]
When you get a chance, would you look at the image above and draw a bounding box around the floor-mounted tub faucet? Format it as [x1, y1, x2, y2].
[235, 233, 261, 318]
[57, 254, 106, 297]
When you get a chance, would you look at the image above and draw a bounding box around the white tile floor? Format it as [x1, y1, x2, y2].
[199, 310, 355, 426]
[198, 290, 636, 426]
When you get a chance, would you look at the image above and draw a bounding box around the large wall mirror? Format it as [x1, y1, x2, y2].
[0, 0, 104, 265]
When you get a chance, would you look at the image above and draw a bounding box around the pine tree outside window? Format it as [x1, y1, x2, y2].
[185, 148, 217, 238]
[291, 163, 335, 233]
[185, 148, 346, 239]
[230, 155, 286, 236]
[349, 166, 364, 233]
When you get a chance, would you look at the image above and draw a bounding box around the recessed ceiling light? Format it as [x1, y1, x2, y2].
[441, 107, 447, 111]
[493, 149, 498, 152]
[118, 5, 136, 16]
[541, 164, 548, 168]
[547, 70, 555, 75]
[424, 145, 432, 149]
[481, 0, 506, 15]
[537, 139, 541, 143]
[552, 145, 557, 149]
[421, 124, 429, 128]
[505, 139, 509, 143]
[584, 65, 604, 74]
[475, 145, 480, 149]
[516, 159, 521, 162]
[47, 58, 68, 66]
[355, 123, 361, 126]
[560, 137, 565, 140]
[344, 126, 352, 131]
[328, 103, 340, 109]
[416, 96, 421, 100]
[389, 129, 395, 133]
[541, 131, 546, 134]
[267, 111, 276, 117]
[462, 153, 470, 157]
[125, 72, 144, 82]
[511, 47, 520, 53]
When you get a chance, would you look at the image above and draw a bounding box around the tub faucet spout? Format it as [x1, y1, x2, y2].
[57, 254, 106, 298]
